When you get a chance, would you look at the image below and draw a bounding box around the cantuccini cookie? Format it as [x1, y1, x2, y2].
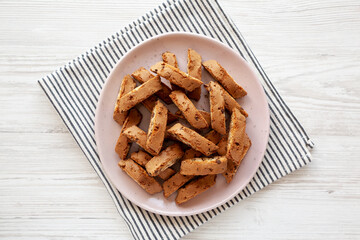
[113, 75, 136, 125]
[187, 48, 202, 100]
[146, 100, 168, 155]
[167, 123, 219, 156]
[118, 158, 162, 194]
[115, 108, 142, 159]
[203, 60, 247, 98]
[180, 156, 228, 175]
[209, 81, 226, 135]
[226, 108, 246, 165]
[118, 75, 162, 112]
[150, 62, 202, 92]
[145, 144, 184, 176]
[170, 90, 209, 129]
[131, 67, 172, 104]
[175, 175, 216, 205]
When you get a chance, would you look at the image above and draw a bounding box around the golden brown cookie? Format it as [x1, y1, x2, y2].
[118, 75, 162, 112]
[217, 134, 228, 156]
[113, 75, 136, 125]
[203, 60, 247, 98]
[167, 123, 219, 156]
[163, 173, 194, 198]
[187, 48, 202, 101]
[175, 175, 216, 205]
[130, 150, 152, 167]
[118, 158, 162, 194]
[223, 134, 251, 183]
[145, 144, 184, 176]
[180, 156, 227, 175]
[122, 125, 157, 156]
[226, 108, 246, 165]
[161, 51, 183, 91]
[206, 81, 248, 117]
[170, 90, 209, 129]
[131, 67, 172, 104]
[146, 100, 168, 155]
[150, 62, 202, 92]
[209, 81, 226, 135]
[157, 168, 176, 181]
[115, 108, 142, 159]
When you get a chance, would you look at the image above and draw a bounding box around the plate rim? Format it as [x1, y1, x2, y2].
[95, 32, 270, 216]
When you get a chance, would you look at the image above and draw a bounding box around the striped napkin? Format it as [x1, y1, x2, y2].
[38, 0, 314, 239]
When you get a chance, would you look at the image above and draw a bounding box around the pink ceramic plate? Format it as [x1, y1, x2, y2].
[95, 32, 269, 216]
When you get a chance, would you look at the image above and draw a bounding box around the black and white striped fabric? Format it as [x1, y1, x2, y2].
[38, 0, 314, 239]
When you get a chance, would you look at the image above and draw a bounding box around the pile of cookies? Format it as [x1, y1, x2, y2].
[113, 49, 250, 205]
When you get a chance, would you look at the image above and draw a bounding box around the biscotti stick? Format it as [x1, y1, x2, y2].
[170, 90, 209, 129]
[217, 134, 228, 156]
[175, 110, 211, 127]
[118, 159, 162, 194]
[115, 108, 142, 159]
[203, 60, 247, 98]
[226, 108, 246, 165]
[209, 81, 226, 135]
[187, 48, 202, 101]
[161, 51, 183, 91]
[175, 175, 216, 205]
[223, 134, 251, 183]
[157, 168, 176, 181]
[113, 75, 136, 125]
[206, 81, 248, 117]
[183, 130, 222, 160]
[146, 100, 168, 155]
[118, 75, 162, 112]
[163, 173, 194, 198]
[130, 150, 152, 167]
[145, 144, 184, 176]
[167, 123, 219, 156]
[122, 125, 157, 156]
[131, 67, 172, 104]
[180, 156, 227, 175]
[141, 95, 178, 124]
[150, 62, 203, 92]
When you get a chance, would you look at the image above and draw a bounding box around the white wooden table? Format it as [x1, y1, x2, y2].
[1, 0, 359, 239]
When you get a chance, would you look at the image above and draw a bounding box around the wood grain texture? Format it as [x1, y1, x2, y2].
[0, 0, 359, 239]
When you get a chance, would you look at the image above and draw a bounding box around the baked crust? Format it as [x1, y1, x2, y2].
[163, 173, 194, 198]
[216, 134, 228, 156]
[130, 150, 152, 167]
[115, 108, 142, 159]
[113, 75, 136, 125]
[175, 175, 216, 205]
[183, 130, 222, 160]
[203, 60, 247, 98]
[209, 81, 226, 135]
[206, 81, 248, 117]
[146, 100, 168, 155]
[180, 156, 228, 175]
[122, 125, 157, 156]
[157, 168, 176, 181]
[226, 108, 246, 165]
[167, 123, 219, 156]
[223, 134, 251, 183]
[118, 75, 162, 112]
[131, 67, 172, 104]
[187, 48, 202, 100]
[150, 62, 202, 92]
[145, 144, 184, 176]
[141, 95, 178, 124]
[175, 110, 211, 126]
[161, 51, 183, 91]
[170, 90, 209, 129]
[118, 158, 162, 194]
